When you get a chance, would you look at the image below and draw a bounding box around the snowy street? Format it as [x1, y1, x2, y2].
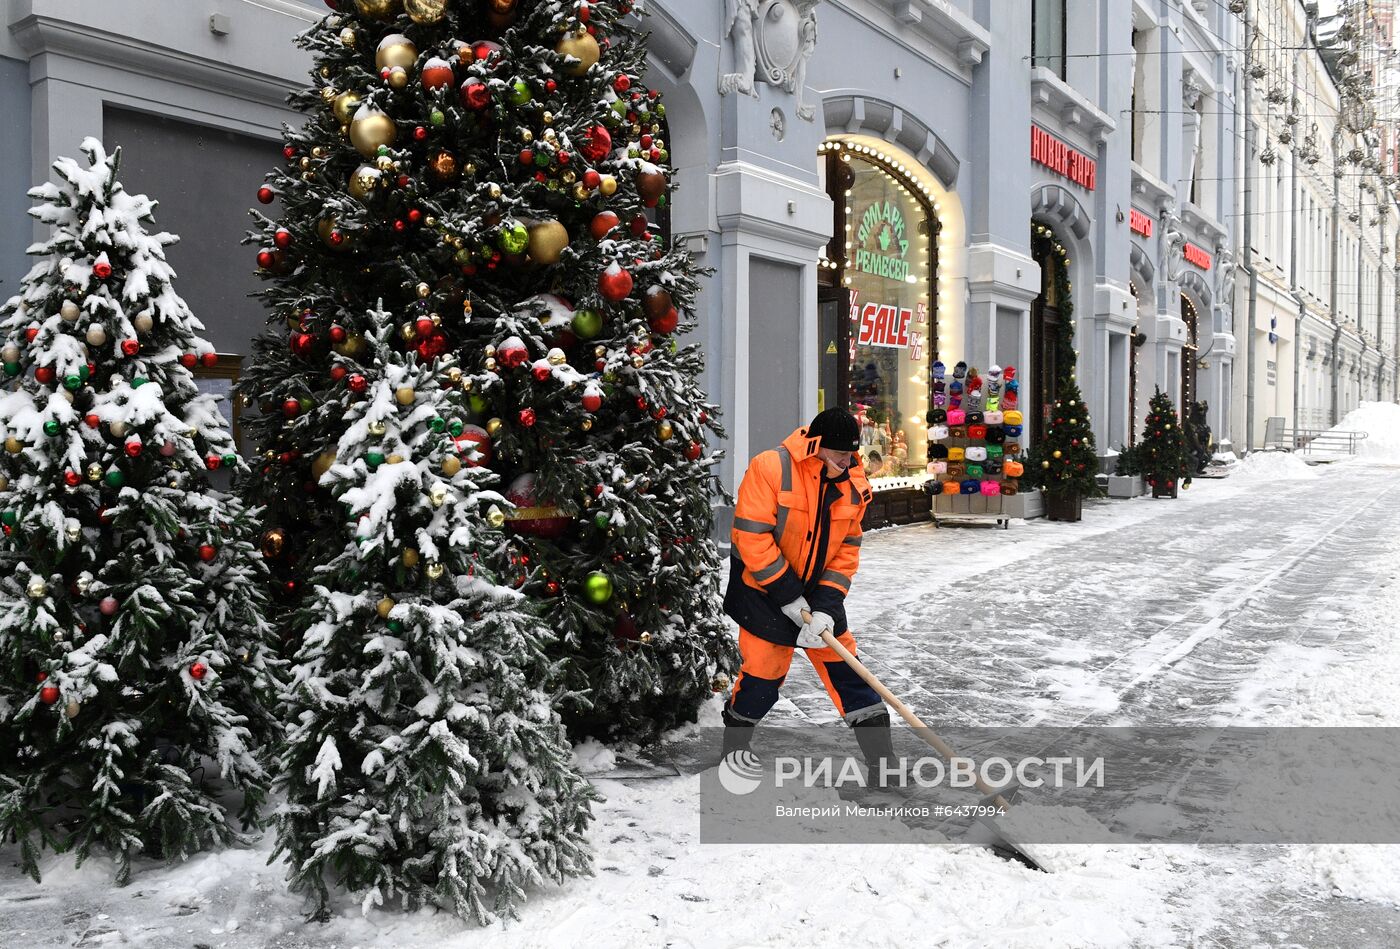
[6, 452, 1400, 948]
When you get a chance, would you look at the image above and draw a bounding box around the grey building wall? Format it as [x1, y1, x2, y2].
[0, 53, 31, 302]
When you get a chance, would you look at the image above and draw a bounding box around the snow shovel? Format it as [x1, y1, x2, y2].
[806, 612, 1048, 872]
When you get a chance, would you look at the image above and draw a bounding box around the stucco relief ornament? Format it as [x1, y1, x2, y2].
[720, 0, 822, 121]
[1216, 248, 1237, 304]
[1161, 208, 1186, 282]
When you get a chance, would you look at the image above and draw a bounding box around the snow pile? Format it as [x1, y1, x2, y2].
[1331, 400, 1400, 462]
[1229, 450, 1320, 482]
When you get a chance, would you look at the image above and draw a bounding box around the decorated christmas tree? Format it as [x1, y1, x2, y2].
[240, 0, 734, 742]
[1139, 387, 1189, 498]
[1025, 377, 1099, 500]
[271, 303, 594, 922]
[0, 140, 279, 883]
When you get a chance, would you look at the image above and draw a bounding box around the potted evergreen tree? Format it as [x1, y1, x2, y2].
[1140, 388, 1190, 498]
[1025, 378, 1099, 521]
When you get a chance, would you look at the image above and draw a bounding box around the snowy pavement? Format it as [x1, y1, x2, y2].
[5, 456, 1400, 947]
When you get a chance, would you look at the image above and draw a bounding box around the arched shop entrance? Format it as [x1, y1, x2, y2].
[817, 138, 941, 524]
[1180, 292, 1201, 413]
[1030, 223, 1072, 445]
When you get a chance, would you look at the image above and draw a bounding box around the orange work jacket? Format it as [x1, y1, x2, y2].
[723, 426, 872, 644]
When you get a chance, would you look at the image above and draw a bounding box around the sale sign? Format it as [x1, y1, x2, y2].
[856, 301, 913, 349]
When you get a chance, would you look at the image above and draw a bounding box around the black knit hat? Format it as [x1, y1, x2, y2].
[806, 408, 860, 452]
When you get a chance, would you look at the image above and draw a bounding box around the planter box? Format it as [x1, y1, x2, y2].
[931, 488, 1042, 520]
[1001, 488, 1042, 519]
[1150, 481, 1180, 499]
[1107, 475, 1144, 498]
[861, 485, 933, 530]
[1044, 491, 1083, 522]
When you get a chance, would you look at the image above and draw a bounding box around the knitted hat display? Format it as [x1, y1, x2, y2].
[948, 461, 966, 479]
[928, 424, 950, 441]
[963, 391, 983, 412]
[1004, 365, 1017, 381]
[928, 460, 948, 475]
[966, 464, 984, 478]
[942, 480, 959, 495]
[986, 444, 1004, 458]
[1004, 424, 1022, 438]
[1003, 410, 1023, 426]
[968, 424, 988, 440]
[933, 392, 948, 407]
[985, 394, 1001, 412]
[949, 380, 963, 394]
[1006, 440, 1021, 454]
[948, 446, 965, 461]
[1002, 391, 1019, 409]
[985, 410, 1003, 425]
[959, 478, 979, 495]
[948, 409, 966, 426]
[965, 446, 987, 462]
[1004, 460, 1025, 477]
[984, 458, 1002, 475]
[953, 361, 968, 380]
[933, 380, 947, 393]
[932, 360, 946, 380]
[987, 365, 1003, 379]
[966, 411, 985, 425]
[1005, 378, 1019, 393]
[950, 425, 967, 439]
[980, 479, 1001, 496]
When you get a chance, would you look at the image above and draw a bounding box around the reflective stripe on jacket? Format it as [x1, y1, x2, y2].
[723, 426, 872, 645]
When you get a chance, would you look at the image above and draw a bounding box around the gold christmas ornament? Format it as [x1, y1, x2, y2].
[446, 367, 463, 383]
[401, 547, 420, 568]
[657, 420, 674, 441]
[368, 420, 388, 437]
[85, 324, 108, 347]
[486, 504, 506, 528]
[339, 26, 358, 46]
[426, 562, 445, 580]
[484, 357, 497, 372]
[348, 164, 381, 202]
[377, 596, 396, 619]
[580, 418, 593, 432]
[75, 571, 92, 594]
[631, 354, 645, 369]
[65, 700, 80, 720]
[350, 109, 397, 158]
[429, 484, 448, 507]
[485, 417, 504, 436]
[395, 386, 416, 406]
[488, 184, 503, 200]
[416, 282, 432, 299]
[375, 35, 418, 71]
[333, 333, 367, 358]
[547, 348, 567, 366]
[108, 420, 127, 438]
[87, 462, 103, 481]
[639, 631, 653, 645]
[521, 130, 534, 144]
[400, 321, 418, 341]
[311, 450, 337, 480]
[64, 519, 81, 543]
[317, 217, 353, 252]
[353, 0, 402, 19]
[387, 67, 410, 90]
[404, 0, 449, 23]
[27, 576, 47, 599]
[376, 155, 395, 172]
[0, 476, 8, 492]
[599, 175, 618, 196]
[572, 183, 591, 201]
[428, 150, 460, 181]
[386, 453, 404, 465]
[527, 220, 570, 265]
[442, 455, 462, 476]
[60, 300, 80, 322]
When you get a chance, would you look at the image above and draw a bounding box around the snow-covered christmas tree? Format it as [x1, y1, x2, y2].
[272, 303, 594, 922]
[0, 140, 280, 883]
[240, 0, 735, 742]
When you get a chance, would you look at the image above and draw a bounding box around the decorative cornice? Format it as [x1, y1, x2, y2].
[883, 0, 990, 68]
[1030, 67, 1116, 146]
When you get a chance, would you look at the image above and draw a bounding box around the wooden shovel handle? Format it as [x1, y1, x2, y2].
[804, 611, 1011, 807]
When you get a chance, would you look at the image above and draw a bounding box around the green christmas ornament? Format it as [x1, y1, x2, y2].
[222, 453, 238, 468]
[594, 511, 610, 530]
[498, 221, 529, 255]
[508, 80, 532, 106]
[534, 151, 552, 168]
[366, 450, 386, 469]
[104, 469, 125, 488]
[448, 420, 464, 437]
[583, 570, 613, 604]
[131, 376, 148, 388]
[0, 511, 16, 527]
[431, 417, 447, 433]
[42, 421, 61, 436]
[387, 619, 404, 634]
[79, 364, 91, 380]
[63, 374, 82, 391]
[571, 308, 604, 339]
[3, 363, 19, 377]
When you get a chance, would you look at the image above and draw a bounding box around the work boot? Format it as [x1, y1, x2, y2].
[721, 707, 756, 759]
[852, 711, 902, 789]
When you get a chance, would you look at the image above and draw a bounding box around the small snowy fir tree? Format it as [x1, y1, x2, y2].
[272, 305, 594, 923]
[1140, 387, 1190, 497]
[240, 0, 737, 743]
[1026, 378, 1099, 500]
[0, 140, 279, 884]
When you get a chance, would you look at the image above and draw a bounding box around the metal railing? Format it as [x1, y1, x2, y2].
[1262, 416, 1369, 455]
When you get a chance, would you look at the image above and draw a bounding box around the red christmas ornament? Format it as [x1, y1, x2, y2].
[614, 74, 631, 92]
[330, 365, 348, 383]
[557, 150, 571, 164]
[648, 307, 679, 335]
[63, 469, 81, 486]
[546, 580, 562, 596]
[348, 373, 368, 393]
[120, 339, 139, 358]
[583, 169, 602, 190]
[590, 210, 620, 239]
[532, 361, 552, 382]
[201, 352, 218, 368]
[546, 79, 557, 92]
[197, 544, 217, 563]
[39, 685, 60, 705]
[273, 228, 293, 249]
[34, 366, 55, 385]
[408, 208, 423, 224]
[629, 214, 649, 237]
[581, 124, 612, 162]
[579, 1, 591, 21]
[84, 413, 100, 428]
[519, 148, 535, 165]
[205, 453, 221, 471]
[190, 661, 208, 680]
[283, 144, 297, 159]
[93, 261, 112, 280]
[257, 250, 275, 269]
[421, 58, 455, 90]
[328, 324, 347, 344]
[415, 317, 435, 338]
[497, 337, 529, 368]
[257, 186, 275, 204]
[472, 40, 502, 62]
[179, 353, 198, 369]
[650, 405, 667, 419]
[24, 326, 39, 342]
[582, 391, 602, 412]
[290, 332, 315, 358]
[635, 395, 648, 411]
[598, 264, 634, 302]
[453, 425, 493, 468]
[282, 398, 301, 418]
[684, 441, 703, 461]
[518, 407, 537, 427]
[124, 439, 142, 458]
[416, 330, 449, 361]
[461, 79, 491, 110]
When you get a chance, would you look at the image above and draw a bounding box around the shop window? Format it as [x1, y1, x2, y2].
[1031, 224, 1071, 444]
[1032, 0, 1067, 80]
[1181, 294, 1200, 411]
[817, 142, 939, 486]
